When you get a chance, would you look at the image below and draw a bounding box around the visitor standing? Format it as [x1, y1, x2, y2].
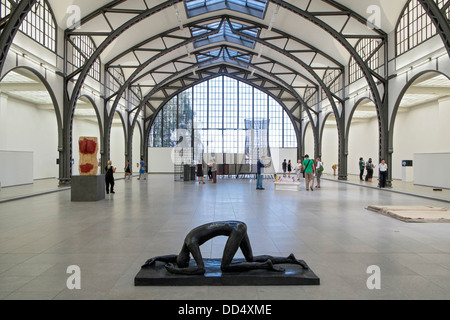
[208, 160, 213, 181]
[359, 157, 365, 181]
[287, 160, 292, 178]
[196, 160, 205, 184]
[256, 156, 267, 190]
[379, 159, 388, 188]
[211, 159, 217, 184]
[302, 155, 316, 191]
[365, 158, 375, 182]
[315, 158, 324, 189]
[105, 160, 116, 194]
[138, 157, 147, 180]
[295, 160, 302, 181]
[124, 159, 131, 180]
[282, 159, 287, 177]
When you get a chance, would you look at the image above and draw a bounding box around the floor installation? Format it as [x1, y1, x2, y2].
[0, 175, 449, 300]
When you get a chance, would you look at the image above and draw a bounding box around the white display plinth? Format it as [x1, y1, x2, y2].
[402, 167, 413, 182]
[274, 182, 301, 191]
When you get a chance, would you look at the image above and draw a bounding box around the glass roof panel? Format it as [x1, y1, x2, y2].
[185, 0, 268, 19]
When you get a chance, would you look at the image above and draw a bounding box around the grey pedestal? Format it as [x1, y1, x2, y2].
[135, 258, 320, 286]
[71, 175, 105, 202]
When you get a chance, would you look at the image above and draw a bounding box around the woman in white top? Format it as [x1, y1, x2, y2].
[295, 160, 302, 181]
[379, 159, 388, 188]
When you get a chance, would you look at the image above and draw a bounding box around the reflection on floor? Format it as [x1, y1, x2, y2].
[0, 174, 450, 300]
[2, 173, 449, 203]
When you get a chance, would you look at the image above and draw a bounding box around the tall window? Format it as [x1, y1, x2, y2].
[0, 0, 56, 52]
[349, 38, 382, 83]
[71, 36, 101, 81]
[149, 76, 297, 152]
[396, 0, 450, 55]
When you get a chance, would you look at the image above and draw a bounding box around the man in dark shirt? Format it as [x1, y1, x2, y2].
[257, 156, 266, 190]
[282, 159, 287, 176]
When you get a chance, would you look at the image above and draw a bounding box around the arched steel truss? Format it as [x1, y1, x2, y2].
[418, 0, 450, 57]
[0, 0, 37, 74]
[2, 0, 448, 185]
[138, 64, 307, 157]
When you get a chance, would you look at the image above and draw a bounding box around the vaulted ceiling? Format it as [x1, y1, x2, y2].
[4, 0, 449, 128]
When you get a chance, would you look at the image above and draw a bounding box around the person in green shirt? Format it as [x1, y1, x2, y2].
[302, 154, 316, 191]
[359, 157, 365, 181]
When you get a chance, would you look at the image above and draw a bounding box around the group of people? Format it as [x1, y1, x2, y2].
[359, 157, 388, 188]
[104, 157, 147, 194]
[265, 155, 324, 191]
[298, 155, 324, 191]
[196, 159, 217, 184]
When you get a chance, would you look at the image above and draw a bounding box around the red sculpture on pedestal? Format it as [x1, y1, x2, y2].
[78, 137, 99, 175]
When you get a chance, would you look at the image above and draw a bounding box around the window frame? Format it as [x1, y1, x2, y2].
[0, 0, 57, 53]
[149, 75, 298, 152]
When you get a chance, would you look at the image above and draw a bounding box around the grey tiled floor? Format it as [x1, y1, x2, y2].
[0, 175, 449, 300]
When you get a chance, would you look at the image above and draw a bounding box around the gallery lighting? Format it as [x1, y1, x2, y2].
[268, 5, 280, 31]
[10, 46, 58, 75]
[174, 4, 184, 30]
[397, 50, 447, 77]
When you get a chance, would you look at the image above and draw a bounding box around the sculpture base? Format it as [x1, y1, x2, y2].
[71, 175, 105, 202]
[134, 259, 320, 286]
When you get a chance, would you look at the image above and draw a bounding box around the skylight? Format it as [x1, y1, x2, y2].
[196, 47, 251, 64]
[191, 19, 259, 49]
[185, 0, 268, 19]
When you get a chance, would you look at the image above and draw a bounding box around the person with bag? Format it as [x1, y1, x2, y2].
[302, 155, 316, 191]
[365, 158, 375, 182]
[315, 157, 324, 189]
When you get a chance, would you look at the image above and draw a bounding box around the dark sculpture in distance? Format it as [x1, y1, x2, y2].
[142, 221, 308, 275]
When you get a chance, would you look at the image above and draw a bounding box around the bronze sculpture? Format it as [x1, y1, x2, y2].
[142, 221, 308, 275]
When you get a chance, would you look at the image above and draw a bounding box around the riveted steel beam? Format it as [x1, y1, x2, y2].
[418, 0, 450, 57]
[0, 0, 37, 75]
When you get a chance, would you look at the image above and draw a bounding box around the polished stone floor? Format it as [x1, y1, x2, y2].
[0, 175, 450, 300]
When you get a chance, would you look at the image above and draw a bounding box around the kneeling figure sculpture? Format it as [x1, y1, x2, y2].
[142, 221, 308, 275]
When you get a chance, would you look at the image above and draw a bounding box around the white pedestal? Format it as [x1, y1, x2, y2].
[402, 167, 413, 182]
[274, 182, 301, 191]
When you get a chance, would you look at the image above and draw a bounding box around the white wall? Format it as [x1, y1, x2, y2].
[132, 125, 142, 174]
[0, 151, 33, 187]
[347, 117, 380, 177]
[271, 148, 298, 173]
[110, 122, 126, 173]
[392, 97, 450, 181]
[148, 148, 175, 173]
[304, 125, 314, 158]
[0, 95, 59, 181]
[321, 124, 339, 175]
[414, 153, 450, 189]
[341, 97, 450, 183]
